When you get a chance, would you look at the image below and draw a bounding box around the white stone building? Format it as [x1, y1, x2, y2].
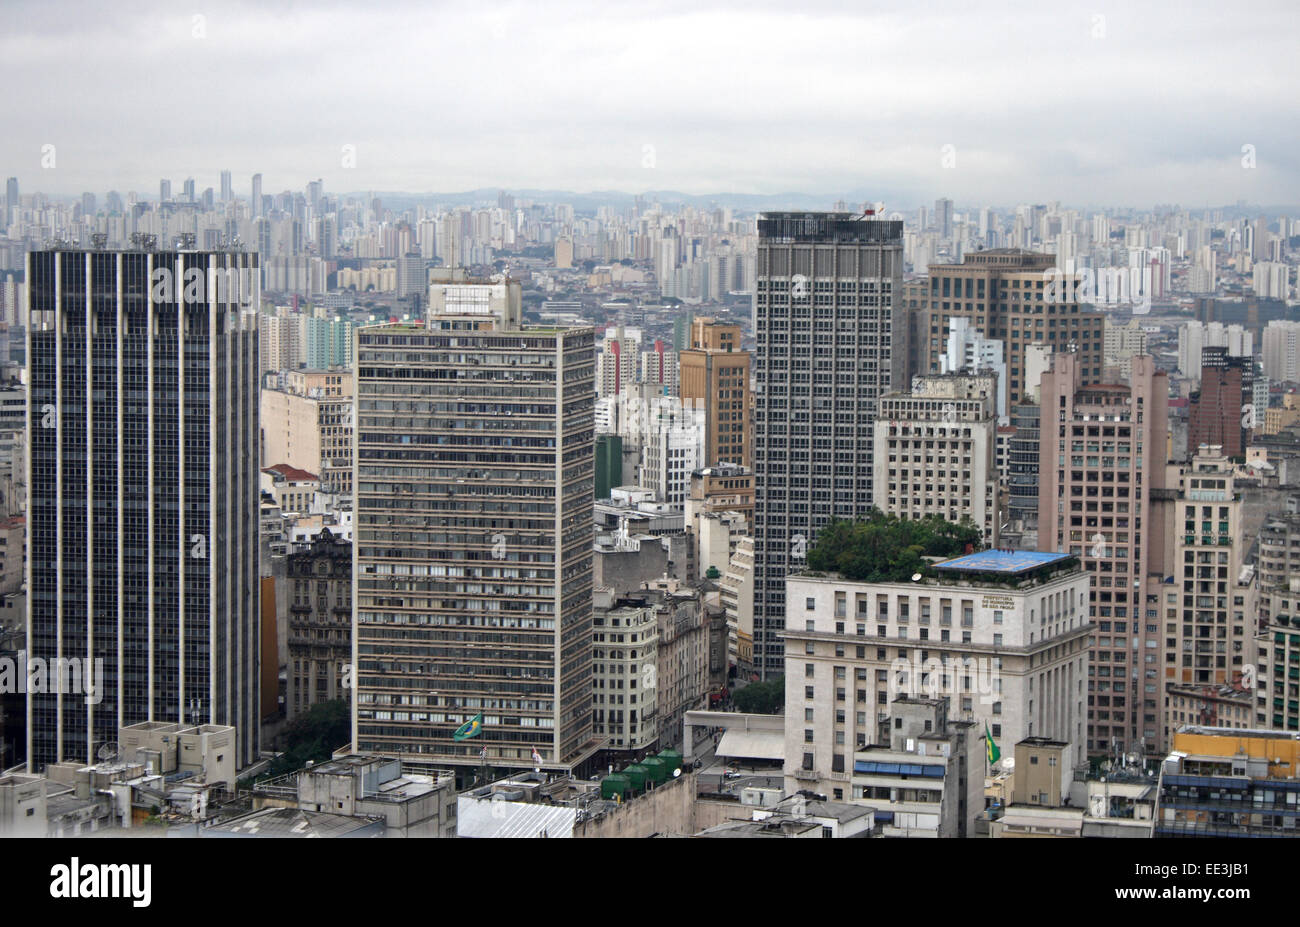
[782, 550, 1092, 802]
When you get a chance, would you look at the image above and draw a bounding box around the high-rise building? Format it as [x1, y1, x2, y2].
[1162, 445, 1257, 749]
[1177, 321, 1252, 379]
[1255, 584, 1300, 732]
[1188, 346, 1250, 459]
[913, 250, 1105, 404]
[679, 317, 751, 469]
[1253, 261, 1290, 300]
[640, 340, 678, 396]
[751, 212, 905, 677]
[353, 309, 599, 781]
[1038, 352, 1169, 757]
[5, 177, 17, 227]
[874, 373, 1000, 545]
[1103, 318, 1148, 383]
[1005, 400, 1041, 545]
[934, 197, 954, 240]
[396, 252, 427, 300]
[220, 170, 232, 203]
[26, 246, 261, 770]
[1262, 319, 1300, 384]
[596, 325, 641, 400]
[251, 173, 263, 219]
[637, 397, 704, 507]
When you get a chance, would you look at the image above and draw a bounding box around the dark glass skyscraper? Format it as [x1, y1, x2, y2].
[750, 213, 905, 677]
[26, 245, 260, 770]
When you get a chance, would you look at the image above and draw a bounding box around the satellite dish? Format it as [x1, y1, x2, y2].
[97, 742, 120, 765]
[673, 768, 682, 778]
[911, 573, 922, 582]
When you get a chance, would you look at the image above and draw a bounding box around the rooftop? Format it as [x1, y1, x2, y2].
[207, 807, 384, 838]
[263, 463, 320, 483]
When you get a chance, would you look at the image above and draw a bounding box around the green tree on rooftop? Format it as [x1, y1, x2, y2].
[806, 509, 983, 583]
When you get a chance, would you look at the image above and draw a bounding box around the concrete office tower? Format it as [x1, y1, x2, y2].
[251, 173, 263, 219]
[913, 250, 1105, 404]
[396, 252, 427, 300]
[353, 309, 599, 781]
[1262, 320, 1300, 384]
[751, 212, 905, 678]
[1006, 400, 1041, 543]
[1168, 447, 1257, 696]
[679, 317, 751, 469]
[1038, 352, 1169, 758]
[5, 177, 16, 226]
[783, 551, 1092, 799]
[220, 170, 232, 203]
[1187, 347, 1250, 458]
[874, 373, 1000, 546]
[934, 197, 954, 240]
[26, 247, 261, 771]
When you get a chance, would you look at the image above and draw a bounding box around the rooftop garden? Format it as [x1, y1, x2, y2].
[805, 509, 982, 583]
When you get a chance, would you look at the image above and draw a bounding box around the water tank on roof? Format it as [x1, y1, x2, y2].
[641, 757, 668, 785]
[623, 765, 648, 792]
[600, 774, 631, 801]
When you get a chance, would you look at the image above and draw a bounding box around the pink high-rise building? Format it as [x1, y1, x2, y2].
[1038, 352, 1170, 758]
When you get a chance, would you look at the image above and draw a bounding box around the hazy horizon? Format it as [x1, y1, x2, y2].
[2, 0, 1296, 206]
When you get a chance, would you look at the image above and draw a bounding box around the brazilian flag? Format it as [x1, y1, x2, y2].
[985, 722, 1001, 766]
[454, 713, 484, 741]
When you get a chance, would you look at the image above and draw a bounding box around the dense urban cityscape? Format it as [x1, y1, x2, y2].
[0, 4, 1293, 906]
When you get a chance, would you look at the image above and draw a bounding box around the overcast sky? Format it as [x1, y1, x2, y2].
[3, 0, 1297, 208]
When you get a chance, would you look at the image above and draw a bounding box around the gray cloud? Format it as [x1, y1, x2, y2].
[2, 0, 1297, 206]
